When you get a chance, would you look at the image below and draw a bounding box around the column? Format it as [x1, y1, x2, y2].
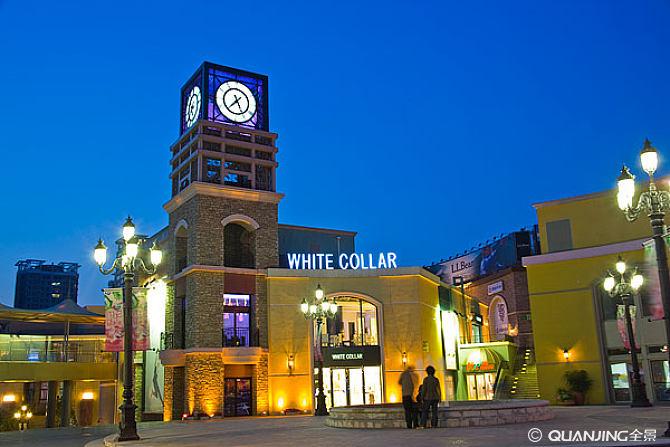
[60, 380, 72, 427]
[45, 381, 57, 428]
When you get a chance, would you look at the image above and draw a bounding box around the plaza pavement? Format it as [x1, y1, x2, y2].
[3, 406, 670, 447]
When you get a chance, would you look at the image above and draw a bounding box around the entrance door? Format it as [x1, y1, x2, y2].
[224, 378, 252, 417]
[467, 373, 495, 400]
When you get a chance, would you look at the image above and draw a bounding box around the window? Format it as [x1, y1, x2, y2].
[224, 223, 255, 268]
[545, 219, 573, 252]
[179, 166, 191, 191]
[322, 297, 378, 347]
[224, 161, 251, 172]
[225, 131, 252, 142]
[255, 150, 272, 160]
[205, 158, 221, 183]
[225, 145, 252, 157]
[223, 294, 251, 347]
[651, 361, 670, 401]
[255, 135, 272, 146]
[39, 382, 48, 402]
[255, 165, 272, 191]
[224, 173, 252, 188]
[203, 140, 221, 152]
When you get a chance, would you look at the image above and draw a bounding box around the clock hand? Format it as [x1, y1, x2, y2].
[229, 95, 242, 110]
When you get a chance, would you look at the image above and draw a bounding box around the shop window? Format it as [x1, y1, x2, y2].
[224, 223, 255, 268]
[545, 219, 572, 252]
[651, 361, 670, 401]
[610, 362, 631, 402]
[322, 297, 378, 347]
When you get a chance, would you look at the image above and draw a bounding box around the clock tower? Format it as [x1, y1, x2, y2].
[161, 62, 281, 420]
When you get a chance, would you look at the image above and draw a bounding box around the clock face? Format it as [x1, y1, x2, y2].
[216, 81, 257, 123]
[185, 86, 201, 127]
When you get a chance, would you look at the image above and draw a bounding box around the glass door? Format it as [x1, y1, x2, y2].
[331, 369, 348, 407]
[224, 378, 252, 416]
[467, 375, 478, 400]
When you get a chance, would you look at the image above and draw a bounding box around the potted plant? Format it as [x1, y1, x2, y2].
[556, 387, 574, 405]
[564, 370, 593, 405]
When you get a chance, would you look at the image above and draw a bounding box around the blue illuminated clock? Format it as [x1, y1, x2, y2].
[180, 62, 269, 134]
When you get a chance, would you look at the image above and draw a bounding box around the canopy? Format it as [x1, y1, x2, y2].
[0, 299, 104, 324]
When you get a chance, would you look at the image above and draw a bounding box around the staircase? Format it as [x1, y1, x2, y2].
[509, 348, 541, 399]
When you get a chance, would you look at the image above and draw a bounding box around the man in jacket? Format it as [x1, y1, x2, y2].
[398, 365, 419, 428]
[420, 365, 441, 428]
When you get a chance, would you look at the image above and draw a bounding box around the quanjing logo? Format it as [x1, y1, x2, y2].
[528, 428, 543, 443]
[527, 428, 657, 443]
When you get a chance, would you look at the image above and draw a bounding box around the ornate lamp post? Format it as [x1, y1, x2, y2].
[616, 141, 670, 423]
[94, 216, 162, 441]
[13, 404, 32, 431]
[300, 284, 338, 416]
[603, 257, 652, 407]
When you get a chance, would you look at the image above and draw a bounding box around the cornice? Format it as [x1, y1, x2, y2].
[164, 182, 284, 213]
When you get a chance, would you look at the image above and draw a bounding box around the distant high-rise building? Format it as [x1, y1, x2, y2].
[14, 259, 80, 309]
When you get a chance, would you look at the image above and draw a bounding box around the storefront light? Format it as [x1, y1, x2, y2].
[82, 391, 94, 400]
[2, 394, 16, 403]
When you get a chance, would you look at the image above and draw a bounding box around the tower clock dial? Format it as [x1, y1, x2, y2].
[216, 81, 257, 123]
[185, 86, 201, 128]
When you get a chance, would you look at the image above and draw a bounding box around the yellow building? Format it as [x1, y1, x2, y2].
[524, 186, 669, 404]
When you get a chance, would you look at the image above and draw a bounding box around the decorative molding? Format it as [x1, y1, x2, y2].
[522, 238, 647, 266]
[221, 214, 260, 231]
[173, 219, 189, 236]
[164, 182, 284, 214]
[169, 264, 266, 282]
[159, 347, 268, 367]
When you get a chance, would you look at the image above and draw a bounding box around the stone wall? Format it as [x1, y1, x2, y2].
[185, 272, 225, 348]
[326, 400, 553, 429]
[163, 366, 185, 421]
[184, 353, 224, 417]
[253, 353, 269, 415]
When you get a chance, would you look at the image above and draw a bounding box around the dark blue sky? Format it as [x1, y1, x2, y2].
[1, 1, 669, 306]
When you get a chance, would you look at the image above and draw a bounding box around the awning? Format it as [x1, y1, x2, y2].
[0, 299, 104, 324]
[463, 348, 504, 373]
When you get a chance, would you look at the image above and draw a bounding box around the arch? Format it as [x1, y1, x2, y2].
[221, 214, 260, 231]
[223, 222, 256, 268]
[174, 219, 189, 236]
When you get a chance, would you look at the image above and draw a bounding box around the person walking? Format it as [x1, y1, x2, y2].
[398, 365, 419, 428]
[420, 365, 441, 428]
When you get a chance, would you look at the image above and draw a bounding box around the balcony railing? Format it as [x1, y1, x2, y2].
[222, 327, 259, 347]
[0, 340, 114, 363]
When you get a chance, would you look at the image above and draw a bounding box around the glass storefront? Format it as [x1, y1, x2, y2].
[320, 366, 383, 408]
[610, 362, 631, 402]
[651, 360, 670, 402]
[466, 373, 495, 400]
[316, 296, 383, 408]
[224, 377, 252, 416]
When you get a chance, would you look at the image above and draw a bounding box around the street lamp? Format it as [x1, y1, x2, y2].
[300, 284, 338, 416]
[616, 141, 670, 412]
[94, 216, 162, 441]
[603, 257, 652, 407]
[13, 404, 32, 431]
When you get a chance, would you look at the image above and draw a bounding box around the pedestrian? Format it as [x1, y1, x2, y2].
[414, 384, 423, 428]
[398, 365, 418, 429]
[420, 365, 441, 428]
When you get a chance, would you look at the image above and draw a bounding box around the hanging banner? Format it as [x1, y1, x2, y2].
[144, 280, 166, 413]
[642, 242, 665, 320]
[103, 288, 150, 352]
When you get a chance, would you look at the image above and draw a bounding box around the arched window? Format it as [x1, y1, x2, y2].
[175, 222, 188, 273]
[488, 295, 509, 342]
[224, 223, 255, 268]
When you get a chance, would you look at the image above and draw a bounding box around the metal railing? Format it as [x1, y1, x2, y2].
[0, 339, 114, 363]
[222, 327, 258, 347]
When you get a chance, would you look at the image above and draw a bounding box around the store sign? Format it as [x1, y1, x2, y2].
[487, 281, 504, 295]
[465, 349, 497, 372]
[322, 346, 381, 367]
[287, 252, 397, 270]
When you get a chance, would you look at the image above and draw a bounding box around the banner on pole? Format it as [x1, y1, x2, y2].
[103, 287, 150, 351]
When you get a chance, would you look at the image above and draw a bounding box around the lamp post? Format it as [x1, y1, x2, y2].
[94, 216, 162, 441]
[603, 257, 652, 407]
[300, 284, 338, 416]
[13, 404, 32, 431]
[616, 141, 670, 421]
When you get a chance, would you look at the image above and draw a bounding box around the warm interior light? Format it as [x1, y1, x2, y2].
[150, 241, 163, 266]
[94, 239, 107, 266]
[389, 393, 397, 403]
[631, 273, 644, 291]
[603, 276, 616, 292]
[122, 216, 136, 242]
[81, 391, 94, 400]
[2, 394, 16, 403]
[640, 139, 659, 175]
[615, 259, 626, 274]
[315, 285, 324, 300]
[126, 237, 139, 259]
